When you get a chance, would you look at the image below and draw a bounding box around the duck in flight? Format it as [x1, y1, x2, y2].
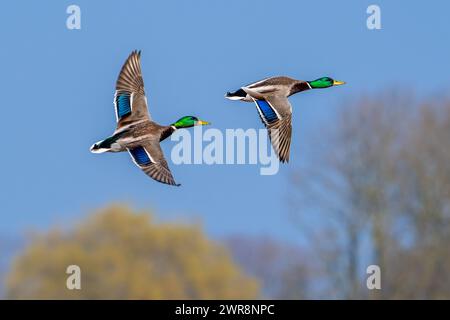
[90, 50, 209, 186]
[225, 76, 345, 163]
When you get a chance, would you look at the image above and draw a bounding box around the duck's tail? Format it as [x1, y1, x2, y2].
[225, 88, 247, 100]
[90, 131, 128, 153]
[90, 139, 111, 153]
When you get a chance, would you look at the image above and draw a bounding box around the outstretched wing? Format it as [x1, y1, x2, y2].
[127, 141, 180, 186]
[114, 50, 151, 129]
[252, 96, 293, 163]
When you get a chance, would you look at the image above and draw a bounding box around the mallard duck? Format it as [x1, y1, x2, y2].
[225, 76, 345, 162]
[90, 50, 209, 186]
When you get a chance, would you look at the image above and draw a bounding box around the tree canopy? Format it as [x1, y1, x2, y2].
[6, 205, 259, 299]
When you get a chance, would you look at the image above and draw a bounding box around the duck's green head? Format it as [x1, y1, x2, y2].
[308, 77, 345, 89]
[172, 116, 210, 129]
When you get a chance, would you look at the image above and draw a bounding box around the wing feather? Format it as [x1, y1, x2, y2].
[128, 141, 179, 186]
[114, 51, 151, 129]
[253, 96, 293, 163]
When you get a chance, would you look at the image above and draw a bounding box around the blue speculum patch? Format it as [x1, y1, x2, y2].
[129, 146, 152, 166]
[256, 100, 278, 123]
[116, 93, 131, 119]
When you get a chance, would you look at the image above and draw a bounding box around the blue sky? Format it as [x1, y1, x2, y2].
[1, 0, 449, 244]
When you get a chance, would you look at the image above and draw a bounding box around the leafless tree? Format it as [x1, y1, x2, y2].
[289, 92, 450, 299]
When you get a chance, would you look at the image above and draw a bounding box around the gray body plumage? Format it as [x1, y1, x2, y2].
[109, 121, 174, 152]
[231, 76, 310, 102]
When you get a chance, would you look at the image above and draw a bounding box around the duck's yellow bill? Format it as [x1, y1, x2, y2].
[333, 80, 346, 86]
[198, 120, 210, 125]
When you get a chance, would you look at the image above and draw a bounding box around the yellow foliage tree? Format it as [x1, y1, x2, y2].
[6, 205, 259, 299]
